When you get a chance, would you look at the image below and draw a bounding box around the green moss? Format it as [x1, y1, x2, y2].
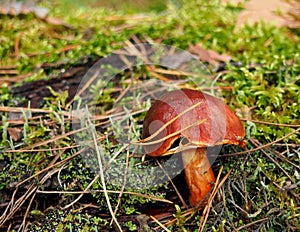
[1, 0, 300, 231]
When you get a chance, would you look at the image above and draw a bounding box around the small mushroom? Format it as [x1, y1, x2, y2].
[142, 89, 246, 207]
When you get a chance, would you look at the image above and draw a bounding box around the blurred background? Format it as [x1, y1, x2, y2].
[58, 0, 170, 12]
[0, 0, 178, 13]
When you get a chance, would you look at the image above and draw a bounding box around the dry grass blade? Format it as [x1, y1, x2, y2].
[102, 15, 152, 21]
[236, 217, 269, 231]
[242, 118, 300, 128]
[124, 40, 150, 64]
[5, 145, 79, 153]
[66, 70, 100, 108]
[148, 67, 198, 77]
[151, 167, 232, 231]
[250, 138, 295, 182]
[0, 72, 33, 84]
[150, 215, 172, 232]
[198, 166, 232, 232]
[155, 159, 188, 208]
[110, 150, 130, 226]
[278, 0, 300, 28]
[157, 141, 202, 157]
[0, 168, 60, 227]
[146, 66, 172, 82]
[133, 100, 203, 144]
[87, 116, 122, 232]
[0, 106, 70, 116]
[63, 174, 100, 209]
[152, 208, 195, 230]
[222, 127, 300, 157]
[19, 168, 60, 231]
[16, 147, 85, 187]
[20, 191, 36, 232]
[36, 189, 173, 204]
[0, 147, 68, 226]
[12, 127, 84, 151]
[264, 145, 300, 170]
[135, 118, 207, 146]
[103, 144, 129, 171]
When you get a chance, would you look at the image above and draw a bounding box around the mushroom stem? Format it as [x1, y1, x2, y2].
[181, 147, 215, 207]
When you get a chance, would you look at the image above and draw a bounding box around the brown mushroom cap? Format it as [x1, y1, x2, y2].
[142, 89, 245, 156]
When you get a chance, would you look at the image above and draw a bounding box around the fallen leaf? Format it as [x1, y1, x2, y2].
[7, 127, 23, 142]
[236, 0, 292, 28]
[188, 44, 231, 66]
[278, 0, 300, 29]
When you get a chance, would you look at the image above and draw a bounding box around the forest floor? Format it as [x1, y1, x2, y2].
[0, 0, 299, 231]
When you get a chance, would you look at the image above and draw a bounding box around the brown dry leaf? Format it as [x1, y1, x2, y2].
[236, 0, 292, 28]
[7, 127, 23, 142]
[188, 44, 231, 66]
[278, 0, 300, 28]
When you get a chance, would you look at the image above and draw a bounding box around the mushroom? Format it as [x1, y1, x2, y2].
[142, 89, 246, 207]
